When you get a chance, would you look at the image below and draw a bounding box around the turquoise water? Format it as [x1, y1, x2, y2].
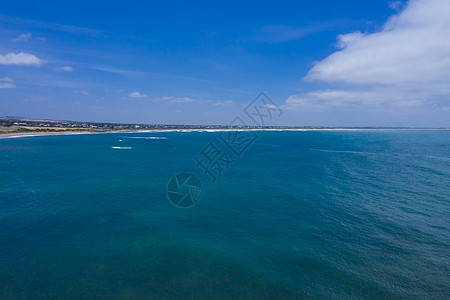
[0, 130, 449, 299]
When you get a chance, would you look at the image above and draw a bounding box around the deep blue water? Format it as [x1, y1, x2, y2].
[0, 130, 449, 299]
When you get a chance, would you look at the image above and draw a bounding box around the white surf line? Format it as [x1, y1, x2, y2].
[124, 136, 168, 139]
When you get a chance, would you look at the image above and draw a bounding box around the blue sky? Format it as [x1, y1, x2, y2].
[1, 0, 449, 126]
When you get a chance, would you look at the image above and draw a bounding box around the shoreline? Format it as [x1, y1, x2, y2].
[1, 128, 449, 139]
[0, 130, 132, 139]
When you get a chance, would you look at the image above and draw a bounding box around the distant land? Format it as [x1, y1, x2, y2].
[0, 116, 448, 137]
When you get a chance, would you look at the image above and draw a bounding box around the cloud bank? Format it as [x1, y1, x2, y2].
[287, 0, 450, 111]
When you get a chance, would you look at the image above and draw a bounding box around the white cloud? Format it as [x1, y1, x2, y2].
[388, 1, 404, 11]
[1, 15, 104, 37]
[0, 77, 16, 89]
[157, 96, 193, 103]
[261, 103, 278, 110]
[306, 0, 450, 86]
[0, 52, 44, 66]
[257, 25, 316, 43]
[287, 0, 450, 111]
[285, 88, 444, 110]
[13, 33, 32, 42]
[170, 97, 193, 103]
[129, 91, 148, 98]
[213, 100, 234, 106]
[0, 82, 16, 89]
[154, 96, 232, 105]
[256, 21, 345, 43]
[55, 66, 74, 72]
[73, 90, 88, 95]
[0, 83, 16, 88]
[160, 96, 174, 101]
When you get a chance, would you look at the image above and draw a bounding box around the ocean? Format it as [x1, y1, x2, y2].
[0, 130, 449, 299]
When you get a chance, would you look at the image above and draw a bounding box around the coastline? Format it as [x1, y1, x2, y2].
[0, 130, 131, 139]
[1, 127, 448, 140]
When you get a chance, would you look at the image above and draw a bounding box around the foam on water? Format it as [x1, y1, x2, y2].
[126, 136, 168, 140]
